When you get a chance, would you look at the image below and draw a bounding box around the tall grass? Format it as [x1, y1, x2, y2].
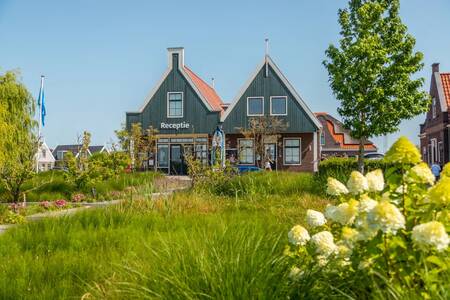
[210, 171, 321, 197]
[0, 171, 160, 202]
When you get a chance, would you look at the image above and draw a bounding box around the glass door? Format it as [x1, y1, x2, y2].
[157, 144, 169, 174]
[170, 144, 183, 175]
[264, 144, 277, 170]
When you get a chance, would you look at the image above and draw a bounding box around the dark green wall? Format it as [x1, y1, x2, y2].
[222, 64, 318, 133]
[126, 54, 220, 134]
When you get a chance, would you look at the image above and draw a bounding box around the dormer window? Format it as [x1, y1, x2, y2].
[167, 92, 183, 118]
[270, 96, 287, 116]
[247, 97, 264, 116]
[432, 97, 437, 119]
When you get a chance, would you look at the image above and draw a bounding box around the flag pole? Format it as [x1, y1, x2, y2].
[36, 75, 44, 172]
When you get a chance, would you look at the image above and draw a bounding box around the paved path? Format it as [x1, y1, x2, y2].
[0, 177, 191, 235]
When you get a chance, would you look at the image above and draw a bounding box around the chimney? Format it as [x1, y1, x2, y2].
[167, 47, 184, 69]
[211, 77, 215, 88]
[432, 63, 440, 73]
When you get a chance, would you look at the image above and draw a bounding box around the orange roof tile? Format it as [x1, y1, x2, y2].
[183, 66, 223, 112]
[325, 119, 376, 151]
[441, 73, 450, 109]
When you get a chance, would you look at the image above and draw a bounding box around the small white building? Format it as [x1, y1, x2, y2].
[36, 141, 56, 172]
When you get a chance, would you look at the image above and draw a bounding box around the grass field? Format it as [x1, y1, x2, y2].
[0, 172, 329, 299]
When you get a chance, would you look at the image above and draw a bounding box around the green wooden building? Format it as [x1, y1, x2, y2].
[126, 47, 321, 174]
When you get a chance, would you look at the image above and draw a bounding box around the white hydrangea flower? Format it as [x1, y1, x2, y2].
[324, 200, 359, 225]
[288, 266, 303, 281]
[341, 226, 359, 246]
[367, 201, 405, 234]
[306, 209, 327, 227]
[347, 171, 369, 195]
[316, 255, 329, 267]
[395, 185, 407, 195]
[412, 221, 449, 252]
[355, 216, 379, 241]
[407, 162, 435, 185]
[359, 194, 378, 213]
[365, 169, 385, 192]
[311, 231, 338, 257]
[288, 225, 310, 246]
[326, 177, 349, 196]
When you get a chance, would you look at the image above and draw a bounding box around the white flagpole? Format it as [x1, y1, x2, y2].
[36, 75, 44, 173]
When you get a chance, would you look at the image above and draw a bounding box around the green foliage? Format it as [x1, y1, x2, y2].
[0, 70, 37, 202]
[0, 192, 329, 299]
[287, 137, 449, 299]
[323, 0, 430, 171]
[316, 157, 398, 188]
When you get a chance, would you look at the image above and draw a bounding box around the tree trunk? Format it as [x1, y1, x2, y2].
[358, 138, 365, 174]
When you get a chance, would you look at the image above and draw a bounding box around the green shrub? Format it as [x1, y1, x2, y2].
[215, 171, 319, 197]
[315, 158, 399, 188]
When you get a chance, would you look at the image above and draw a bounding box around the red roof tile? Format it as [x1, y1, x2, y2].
[325, 120, 376, 150]
[183, 66, 223, 112]
[441, 73, 450, 109]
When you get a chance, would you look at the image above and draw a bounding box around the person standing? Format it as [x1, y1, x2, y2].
[431, 163, 442, 181]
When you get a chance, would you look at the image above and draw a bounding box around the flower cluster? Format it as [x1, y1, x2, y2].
[39, 201, 51, 209]
[54, 199, 67, 208]
[287, 137, 449, 289]
[71, 193, 86, 202]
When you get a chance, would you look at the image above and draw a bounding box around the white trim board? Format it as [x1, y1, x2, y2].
[220, 55, 322, 130]
[434, 72, 448, 112]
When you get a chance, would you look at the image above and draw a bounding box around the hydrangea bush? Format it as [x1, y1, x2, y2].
[287, 137, 449, 297]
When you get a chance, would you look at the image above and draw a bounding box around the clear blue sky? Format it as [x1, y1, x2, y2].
[1, 0, 449, 151]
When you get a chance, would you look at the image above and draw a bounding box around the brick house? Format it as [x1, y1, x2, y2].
[315, 112, 377, 159]
[419, 63, 450, 166]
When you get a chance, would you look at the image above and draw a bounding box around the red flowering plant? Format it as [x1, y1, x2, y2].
[71, 193, 86, 203]
[39, 201, 51, 209]
[54, 199, 67, 208]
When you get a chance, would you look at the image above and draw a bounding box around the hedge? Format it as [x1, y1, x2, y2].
[315, 158, 399, 188]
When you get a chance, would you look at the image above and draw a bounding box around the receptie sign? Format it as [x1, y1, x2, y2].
[160, 122, 190, 130]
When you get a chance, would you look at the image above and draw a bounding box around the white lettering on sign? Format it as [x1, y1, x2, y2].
[160, 122, 190, 130]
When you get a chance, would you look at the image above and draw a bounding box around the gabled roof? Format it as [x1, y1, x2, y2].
[440, 73, 450, 109]
[130, 48, 223, 114]
[220, 55, 321, 129]
[315, 112, 377, 151]
[184, 66, 223, 111]
[52, 144, 107, 157]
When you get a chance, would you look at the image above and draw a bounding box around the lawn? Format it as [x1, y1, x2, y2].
[0, 172, 329, 299]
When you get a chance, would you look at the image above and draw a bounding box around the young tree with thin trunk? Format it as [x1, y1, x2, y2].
[323, 0, 430, 172]
[238, 116, 287, 168]
[0, 71, 37, 202]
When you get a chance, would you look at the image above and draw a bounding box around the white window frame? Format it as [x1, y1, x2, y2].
[432, 97, 437, 119]
[283, 138, 302, 166]
[167, 92, 184, 118]
[320, 132, 326, 146]
[430, 138, 438, 164]
[238, 138, 255, 165]
[246, 97, 264, 117]
[269, 96, 287, 116]
[438, 141, 443, 163]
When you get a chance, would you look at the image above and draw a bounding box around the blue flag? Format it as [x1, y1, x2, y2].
[37, 76, 46, 127]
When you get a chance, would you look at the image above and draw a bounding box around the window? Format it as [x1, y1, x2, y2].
[157, 144, 169, 168]
[167, 92, 183, 118]
[247, 97, 264, 116]
[41, 149, 46, 158]
[239, 139, 254, 164]
[432, 98, 437, 119]
[284, 138, 301, 165]
[57, 151, 67, 160]
[430, 139, 438, 164]
[320, 132, 326, 146]
[422, 147, 427, 163]
[438, 141, 443, 163]
[270, 96, 287, 115]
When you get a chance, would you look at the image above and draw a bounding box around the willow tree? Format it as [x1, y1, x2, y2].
[323, 0, 429, 172]
[0, 71, 37, 202]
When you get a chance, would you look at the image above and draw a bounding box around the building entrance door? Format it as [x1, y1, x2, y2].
[264, 143, 277, 170]
[170, 144, 184, 175]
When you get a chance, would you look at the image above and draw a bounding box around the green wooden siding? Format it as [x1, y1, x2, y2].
[222, 64, 317, 133]
[126, 55, 220, 134]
